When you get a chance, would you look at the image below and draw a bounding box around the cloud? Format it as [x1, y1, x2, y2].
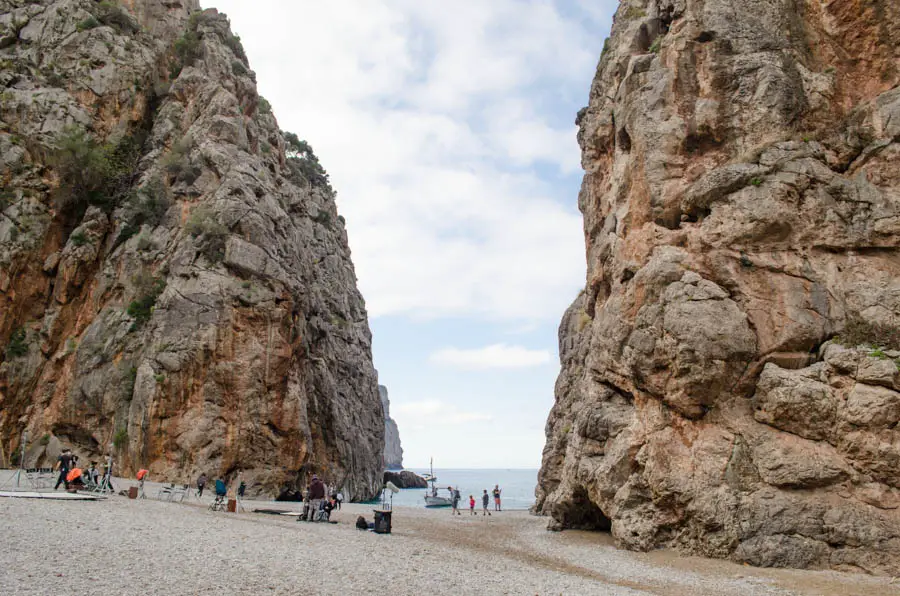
[207, 0, 610, 323]
[393, 400, 493, 428]
[429, 344, 552, 370]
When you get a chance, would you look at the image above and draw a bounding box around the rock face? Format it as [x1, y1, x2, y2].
[383, 470, 426, 490]
[0, 0, 383, 500]
[379, 384, 403, 469]
[537, 0, 900, 575]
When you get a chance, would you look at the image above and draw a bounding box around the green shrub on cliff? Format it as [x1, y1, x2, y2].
[76, 16, 100, 32]
[5, 327, 28, 358]
[52, 127, 141, 218]
[127, 274, 166, 330]
[839, 316, 900, 351]
[283, 131, 332, 192]
[113, 429, 128, 450]
[186, 206, 228, 262]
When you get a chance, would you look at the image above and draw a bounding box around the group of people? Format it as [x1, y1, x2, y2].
[299, 474, 343, 522]
[449, 484, 502, 516]
[54, 448, 114, 492]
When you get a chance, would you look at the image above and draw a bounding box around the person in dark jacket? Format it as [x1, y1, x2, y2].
[54, 449, 73, 490]
[307, 475, 325, 522]
[197, 473, 208, 497]
[482, 489, 491, 516]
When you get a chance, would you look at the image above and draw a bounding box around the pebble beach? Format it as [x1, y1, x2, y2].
[0, 476, 898, 596]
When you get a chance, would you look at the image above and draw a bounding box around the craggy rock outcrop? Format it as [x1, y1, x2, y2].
[537, 0, 900, 575]
[383, 470, 426, 490]
[379, 383, 403, 469]
[0, 0, 383, 500]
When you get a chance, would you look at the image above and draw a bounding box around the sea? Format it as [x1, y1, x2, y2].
[374, 468, 539, 510]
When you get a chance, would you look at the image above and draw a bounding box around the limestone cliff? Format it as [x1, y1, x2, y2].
[379, 384, 403, 469]
[0, 0, 383, 500]
[537, 0, 900, 574]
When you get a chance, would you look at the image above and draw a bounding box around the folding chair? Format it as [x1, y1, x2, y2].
[170, 484, 189, 503]
[157, 483, 175, 500]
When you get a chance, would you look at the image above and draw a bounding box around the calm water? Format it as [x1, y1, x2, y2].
[376, 468, 538, 510]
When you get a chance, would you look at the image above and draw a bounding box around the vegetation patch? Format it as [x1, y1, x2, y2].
[649, 36, 662, 53]
[186, 206, 228, 262]
[76, 16, 100, 32]
[52, 127, 143, 221]
[283, 131, 332, 192]
[69, 230, 89, 247]
[163, 136, 199, 185]
[127, 273, 166, 330]
[838, 316, 900, 351]
[5, 327, 28, 358]
[113, 429, 128, 450]
[93, 1, 139, 35]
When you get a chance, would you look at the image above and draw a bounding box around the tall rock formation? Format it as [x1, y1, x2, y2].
[537, 0, 900, 575]
[379, 384, 403, 469]
[0, 0, 383, 500]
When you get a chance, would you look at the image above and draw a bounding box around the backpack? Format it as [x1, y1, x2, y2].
[356, 516, 368, 530]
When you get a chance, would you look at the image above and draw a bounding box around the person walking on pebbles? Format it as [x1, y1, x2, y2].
[482, 489, 491, 516]
[450, 486, 461, 515]
[468, 494, 476, 515]
[493, 484, 502, 511]
[54, 448, 73, 490]
[197, 472, 208, 498]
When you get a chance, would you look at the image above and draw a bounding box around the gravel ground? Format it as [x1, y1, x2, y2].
[0, 476, 897, 596]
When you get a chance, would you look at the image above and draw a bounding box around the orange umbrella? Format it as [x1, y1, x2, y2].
[66, 468, 83, 482]
[137, 469, 149, 480]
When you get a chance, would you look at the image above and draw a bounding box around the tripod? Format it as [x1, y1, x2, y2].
[0, 430, 36, 491]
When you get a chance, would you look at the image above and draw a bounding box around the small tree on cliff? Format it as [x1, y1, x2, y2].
[282, 131, 332, 193]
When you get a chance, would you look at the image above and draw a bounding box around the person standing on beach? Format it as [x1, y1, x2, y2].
[492, 484, 502, 511]
[450, 486, 461, 515]
[482, 490, 491, 516]
[307, 474, 326, 521]
[197, 473, 208, 497]
[54, 448, 73, 490]
[468, 494, 476, 515]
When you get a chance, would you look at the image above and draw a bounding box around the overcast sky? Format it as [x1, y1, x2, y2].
[205, 0, 616, 468]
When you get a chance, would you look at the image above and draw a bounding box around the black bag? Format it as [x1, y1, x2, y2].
[356, 516, 368, 530]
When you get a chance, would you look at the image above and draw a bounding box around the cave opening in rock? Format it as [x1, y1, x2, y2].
[560, 486, 612, 532]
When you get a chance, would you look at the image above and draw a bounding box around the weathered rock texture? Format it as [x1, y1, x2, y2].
[379, 383, 403, 469]
[383, 470, 426, 489]
[0, 0, 383, 500]
[536, 0, 900, 575]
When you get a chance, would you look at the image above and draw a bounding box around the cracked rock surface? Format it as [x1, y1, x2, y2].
[536, 0, 900, 574]
[0, 0, 382, 500]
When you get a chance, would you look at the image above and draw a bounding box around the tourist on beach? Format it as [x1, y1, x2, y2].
[103, 455, 115, 492]
[493, 485, 502, 511]
[54, 448, 73, 490]
[197, 473, 208, 497]
[307, 474, 326, 522]
[336, 491, 343, 509]
[87, 462, 99, 484]
[482, 490, 491, 516]
[451, 486, 461, 515]
[468, 494, 476, 515]
[238, 480, 246, 499]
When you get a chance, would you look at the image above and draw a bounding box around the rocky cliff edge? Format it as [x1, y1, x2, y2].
[0, 0, 383, 500]
[536, 0, 900, 574]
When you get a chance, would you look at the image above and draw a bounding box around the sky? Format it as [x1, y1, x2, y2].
[205, 0, 616, 468]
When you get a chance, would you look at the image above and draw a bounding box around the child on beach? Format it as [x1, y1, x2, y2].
[482, 490, 491, 516]
[469, 495, 476, 515]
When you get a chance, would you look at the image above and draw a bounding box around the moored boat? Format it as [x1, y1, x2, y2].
[423, 458, 452, 508]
